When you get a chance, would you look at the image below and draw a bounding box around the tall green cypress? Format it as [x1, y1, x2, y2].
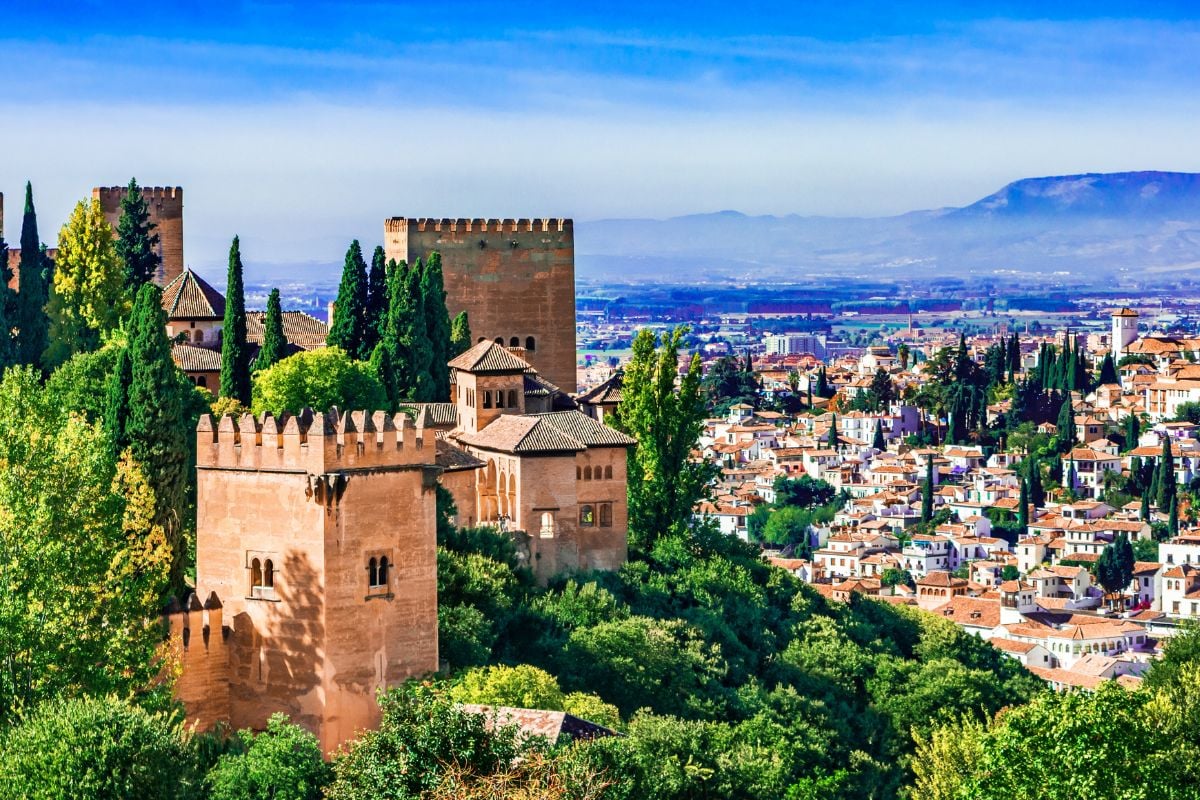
[103, 346, 133, 457]
[449, 310, 471, 358]
[126, 283, 189, 591]
[1140, 491, 1151, 523]
[872, 420, 886, 451]
[826, 413, 839, 448]
[1018, 478, 1029, 533]
[253, 288, 287, 373]
[1097, 352, 1118, 386]
[921, 457, 934, 523]
[1056, 397, 1075, 451]
[421, 251, 452, 398]
[14, 182, 50, 368]
[220, 236, 251, 403]
[405, 258, 435, 401]
[1157, 436, 1177, 512]
[1028, 454, 1045, 509]
[365, 245, 388, 352]
[370, 340, 398, 411]
[115, 178, 161, 291]
[382, 259, 409, 391]
[327, 240, 370, 360]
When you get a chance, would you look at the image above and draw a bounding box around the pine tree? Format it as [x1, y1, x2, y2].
[1158, 436, 1177, 513]
[220, 236, 251, 403]
[449, 310, 471, 358]
[365, 245, 388, 352]
[114, 178, 161, 291]
[921, 457, 934, 523]
[126, 283, 189, 591]
[872, 421, 886, 452]
[421, 251, 452, 398]
[253, 288, 287, 373]
[103, 347, 133, 458]
[13, 182, 50, 369]
[327, 240, 370, 360]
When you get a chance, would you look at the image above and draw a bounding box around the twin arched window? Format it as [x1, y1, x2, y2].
[368, 556, 390, 589]
[250, 557, 274, 597]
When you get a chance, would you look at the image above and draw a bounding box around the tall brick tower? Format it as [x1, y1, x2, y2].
[185, 408, 440, 753]
[384, 218, 577, 392]
[92, 185, 184, 285]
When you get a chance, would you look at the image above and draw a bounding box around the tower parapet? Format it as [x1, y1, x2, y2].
[91, 184, 184, 285]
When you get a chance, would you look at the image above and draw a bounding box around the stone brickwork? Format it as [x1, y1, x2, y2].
[384, 218, 577, 392]
[179, 408, 441, 754]
[93, 185, 184, 285]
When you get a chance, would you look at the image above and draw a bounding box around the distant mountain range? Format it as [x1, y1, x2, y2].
[575, 171, 1200, 283]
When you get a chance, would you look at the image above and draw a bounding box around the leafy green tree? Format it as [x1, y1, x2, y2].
[759, 506, 816, 549]
[773, 475, 836, 508]
[704, 354, 759, 413]
[45, 198, 128, 365]
[422, 251, 452, 399]
[613, 327, 711, 548]
[1001, 565, 1021, 581]
[206, 714, 331, 800]
[126, 283, 191, 591]
[365, 245, 388, 352]
[369, 341, 399, 411]
[114, 178, 161, 291]
[0, 368, 172, 718]
[1096, 533, 1135, 609]
[449, 310, 471, 358]
[220, 236, 251, 402]
[13, 182, 50, 369]
[103, 346, 133, 457]
[253, 288, 287, 373]
[0, 696, 199, 800]
[910, 716, 985, 800]
[449, 664, 566, 710]
[251, 347, 386, 416]
[325, 683, 524, 800]
[881, 567, 912, 588]
[1174, 402, 1200, 425]
[327, 240, 371, 360]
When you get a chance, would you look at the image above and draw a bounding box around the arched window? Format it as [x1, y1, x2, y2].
[576, 466, 582, 480]
[525, 336, 536, 352]
[604, 465, 613, 479]
[507, 390, 517, 408]
[510, 336, 520, 347]
[496, 390, 505, 408]
[196, 376, 208, 388]
[483, 391, 493, 409]
[495, 337, 504, 345]
[378, 557, 390, 588]
[250, 558, 263, 596]
[579, 505, 595, 527]
[584, 465, 593, 480]
[263, 559, 274, 589]
[599, 503, 613, 528]
[368, 557, 378, 587]
[540, 512, 555, 538]
[194, 329, 205, 343]
[478, 336, 486, 343]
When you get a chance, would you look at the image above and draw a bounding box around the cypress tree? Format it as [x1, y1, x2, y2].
[872, 420, 886, 451]
[1140, 491, 1150, 523]
[1018, 478, 1029, 533]
[421, 251, 452, 398]
[449, 310, 471, 358]
[1029, 454, 1045, 509]
[827, 413, 839, 448]
[816, 366, 829, 398]
[381, 259, 409, 391]
[126, 283, 188, 591]
[1097, 352, 1118, 386]
[115, 178, 161, 291]
[1170, 495, 1180, 536]
[404, 258, 435, 401]
[365, 245, 388, 352]
[253, 288, 287, 373]
[370, 341, 399, 411]
[1158, 436, 1177, 512]
[327, 240, 370, 360]
[13, 182, 50, 368]
[220, 236, 251, 403]
[103, 346, 133, 458]
[921, 457, 934, 523]
[1067, 456, 1077, 496]
[1056, 397, 1075, 451]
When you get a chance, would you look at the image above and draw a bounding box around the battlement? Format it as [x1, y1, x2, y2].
[384, 217, 572, 235]
[93, 185, 183, 202]
[196, 407, 430, 473]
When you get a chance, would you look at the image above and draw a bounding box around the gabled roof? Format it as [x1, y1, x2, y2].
[448, 340, 531, 373]
[577, 371, 624, 404]
[171, 342, 221, 371]
[456, 414, 586, 454]
[247, 310, 327, 350]
[528, 411, 636, 448]
[412, 403, 458, 429]
[162, 268, 225, 319]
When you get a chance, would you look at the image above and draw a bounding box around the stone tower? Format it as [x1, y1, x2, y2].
[186, 408, 440, 753]
[383, 217, 577, 393]
[1111, 308, 1139, 362]
[92, 185, 184, 285]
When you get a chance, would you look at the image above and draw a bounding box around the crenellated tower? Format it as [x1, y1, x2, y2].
[181, 407, 441, 753]
[92, 185, 184, 285]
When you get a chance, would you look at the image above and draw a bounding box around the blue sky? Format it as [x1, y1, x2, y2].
[2, 1, 1199, 275]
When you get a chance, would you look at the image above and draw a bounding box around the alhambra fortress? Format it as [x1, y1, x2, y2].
[1, 185, 632, 753]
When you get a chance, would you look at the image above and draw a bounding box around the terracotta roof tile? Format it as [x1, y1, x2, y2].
[449, 340, 532, 373]
[161, 269, 225, 318]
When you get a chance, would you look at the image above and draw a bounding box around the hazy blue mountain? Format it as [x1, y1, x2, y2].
[576, 171, 1200, 282]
